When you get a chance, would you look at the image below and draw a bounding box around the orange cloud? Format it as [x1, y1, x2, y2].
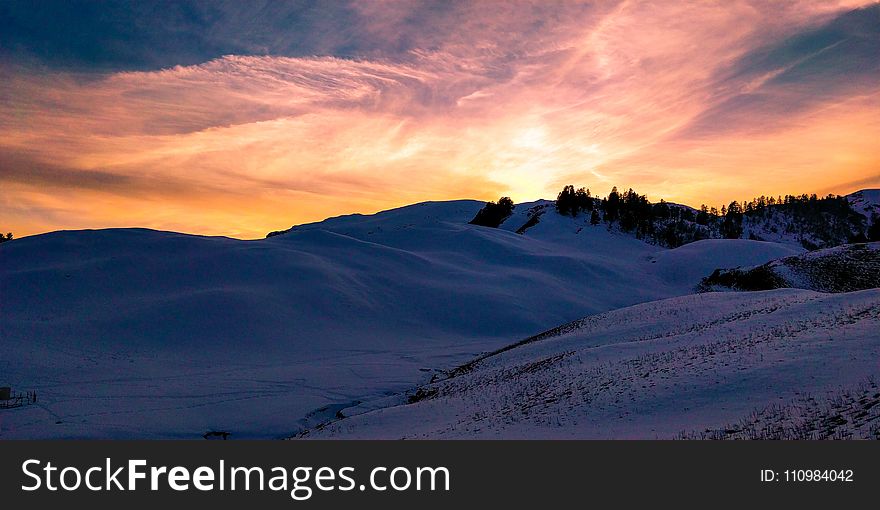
[1, 1, 878, 238]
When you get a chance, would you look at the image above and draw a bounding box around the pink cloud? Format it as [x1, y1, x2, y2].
[1, 1, 877, 238]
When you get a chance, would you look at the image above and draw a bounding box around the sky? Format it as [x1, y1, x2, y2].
[1, 1, 879, 239]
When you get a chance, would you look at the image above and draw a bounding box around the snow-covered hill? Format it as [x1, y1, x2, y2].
[1, 195, 872, 438]
[649, 239, 804, 288]
[302, 289, 880, 439]
[700, 242, 880, 293]
[472, 188, 880, 251]
[0, 200, 799, 438]
[732, 189, 879, 248]
[848, 189, 880, 222]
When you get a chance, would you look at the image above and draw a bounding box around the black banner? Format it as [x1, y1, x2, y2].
[0, 441, 876, 507]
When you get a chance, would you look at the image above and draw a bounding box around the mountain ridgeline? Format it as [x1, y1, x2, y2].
[470, 186, 878, 249]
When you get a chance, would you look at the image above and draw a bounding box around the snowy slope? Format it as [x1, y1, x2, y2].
[701, 242, 880, 293]
[303, 289, 880, 439]
[0, 201, 806, 438]
[739, 189, 879, 248]
[649, 239, 803, 288]
[773, 242, 880, 291]
[847, 189, 880, 222]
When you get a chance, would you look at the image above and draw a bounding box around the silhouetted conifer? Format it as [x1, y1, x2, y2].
[469, 197, 515, 228]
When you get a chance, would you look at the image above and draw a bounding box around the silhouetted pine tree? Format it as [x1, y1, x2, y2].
[720, 201, 744, 239]
[469, 197, 515, 228]
[555, 185, 577, 216]
[604, 187, 620, 223]
[868, 215, 880, 242]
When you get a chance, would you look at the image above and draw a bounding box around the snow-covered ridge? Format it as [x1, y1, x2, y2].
[700, 242, 880, 293]
[848, 189, 880, 221]
[303, 289, 880, 439]
[467, 188, 880, 250]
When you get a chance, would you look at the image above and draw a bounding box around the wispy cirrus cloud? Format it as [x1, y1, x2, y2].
[0, 1, 878, 238]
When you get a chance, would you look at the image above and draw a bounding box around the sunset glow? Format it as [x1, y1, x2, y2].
[1, 1, 878, 238]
